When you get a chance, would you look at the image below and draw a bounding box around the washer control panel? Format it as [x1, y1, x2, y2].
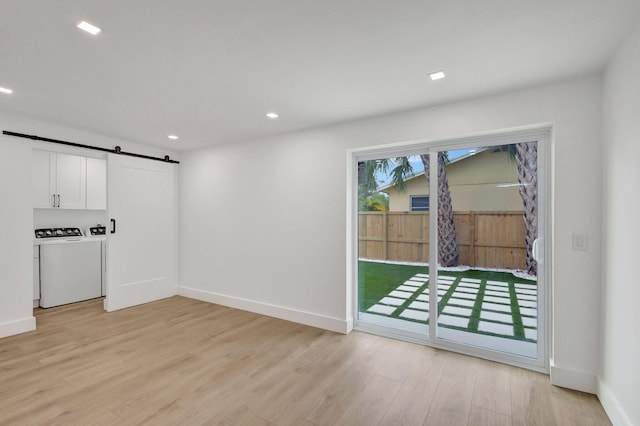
[35, 227, 83, 239]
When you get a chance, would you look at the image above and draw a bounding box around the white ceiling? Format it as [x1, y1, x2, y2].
[0, 1, 638, 151]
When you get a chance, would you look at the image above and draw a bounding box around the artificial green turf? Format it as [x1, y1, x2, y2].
[358, 261, 428, 312]
[358, 260, 538, 342]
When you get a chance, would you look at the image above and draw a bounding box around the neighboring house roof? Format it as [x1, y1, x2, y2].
[378, 147, 488, 193]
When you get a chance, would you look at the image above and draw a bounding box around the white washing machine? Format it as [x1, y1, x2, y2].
[35, 227, 102, 308]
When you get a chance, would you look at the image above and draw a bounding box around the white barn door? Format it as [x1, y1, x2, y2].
[105, 154, 176, 312]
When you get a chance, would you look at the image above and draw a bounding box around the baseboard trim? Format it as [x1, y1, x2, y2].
[104, 285, 177, 312]
[549, 361, 597, 393]
[0, 316, 36, 339]
[178, 286, 350, 334]
[597, 380, 633, 426]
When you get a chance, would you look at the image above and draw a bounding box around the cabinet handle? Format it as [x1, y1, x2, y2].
[57, 194, 60, 208]
[52, 194, 56, 207]
[110, 218, 116, 234]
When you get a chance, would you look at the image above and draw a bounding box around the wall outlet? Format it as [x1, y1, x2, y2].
[573, 233, 588, 251]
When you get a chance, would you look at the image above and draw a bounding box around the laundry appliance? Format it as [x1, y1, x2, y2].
[34, 227, 102, 308]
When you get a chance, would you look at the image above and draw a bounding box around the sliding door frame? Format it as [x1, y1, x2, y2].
[348, 124, 552, 373]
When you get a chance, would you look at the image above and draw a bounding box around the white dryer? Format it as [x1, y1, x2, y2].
[35, 227, 102, 308]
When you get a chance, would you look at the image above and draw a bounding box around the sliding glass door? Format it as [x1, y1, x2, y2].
[354, 129, 548, 369]
[430, 141, 542, 359]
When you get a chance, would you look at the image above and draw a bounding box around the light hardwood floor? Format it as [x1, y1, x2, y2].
[1, 296, 610, 425]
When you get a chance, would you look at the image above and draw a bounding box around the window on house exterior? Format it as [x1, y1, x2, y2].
[410, 195, 429, 211]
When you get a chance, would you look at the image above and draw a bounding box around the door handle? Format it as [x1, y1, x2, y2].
[57, 194, 60, 208]
[110, 218, 116, 234]
[532, 238, 543, 265]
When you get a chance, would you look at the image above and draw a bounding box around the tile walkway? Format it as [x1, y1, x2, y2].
[366, 273, 537, 342]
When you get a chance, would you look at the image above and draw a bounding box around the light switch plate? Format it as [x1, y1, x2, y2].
[573, 233, 588, 251]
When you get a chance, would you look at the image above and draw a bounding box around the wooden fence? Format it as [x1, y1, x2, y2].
[359, 211, 527, 270]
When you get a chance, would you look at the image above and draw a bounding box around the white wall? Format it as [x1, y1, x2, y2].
[0, 112, 178, 338]
[179, 75, 603, 391]
[34, 209, 107, 232]
[600, 17, 640, 426]
[0, 135, 35, 337]
[178, 129, 350, 331]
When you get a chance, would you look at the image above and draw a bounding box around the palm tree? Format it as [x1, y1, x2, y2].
[419, 153, 459, 267]
[494, 143, 538, 275]
[357, 157, 415, 196]
[513, 142, 538, 276]
[358, 154, 460, 267]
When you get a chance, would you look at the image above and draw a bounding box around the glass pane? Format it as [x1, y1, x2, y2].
[357, 155, 430, 333]
[433, 143, 539, 358]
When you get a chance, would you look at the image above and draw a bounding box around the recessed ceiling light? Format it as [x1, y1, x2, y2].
[0, 86, 13, 94]
[266, 112, 279, 119]
[77, 21, 101, 35]
[429, 70, 446, 81]
[168, 135, 179, 140]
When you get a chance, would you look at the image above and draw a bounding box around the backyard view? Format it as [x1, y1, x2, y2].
[358, 142, 539, 358]
[358, 260, 537, 341]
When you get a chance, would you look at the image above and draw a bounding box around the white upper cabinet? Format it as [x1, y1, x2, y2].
[55, 153, 87, 209]
[86, 157, 107, 210]
[32, 150, 99, 210]
[32, 150, 56, 208]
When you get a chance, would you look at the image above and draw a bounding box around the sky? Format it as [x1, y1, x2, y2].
[376, 148, 472, 187]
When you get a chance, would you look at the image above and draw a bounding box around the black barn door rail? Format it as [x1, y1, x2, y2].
[2, 130, 180, 164]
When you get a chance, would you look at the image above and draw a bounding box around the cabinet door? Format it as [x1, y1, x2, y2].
[86, 157, 107, 210]
[56, 153, 86, 209]
[32, 150, 56, 208]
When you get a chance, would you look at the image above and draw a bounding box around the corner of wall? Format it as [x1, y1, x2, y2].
[0, 316, 36, 339]
[598, 9, 640, 426]
[598, 379, 634, 426]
